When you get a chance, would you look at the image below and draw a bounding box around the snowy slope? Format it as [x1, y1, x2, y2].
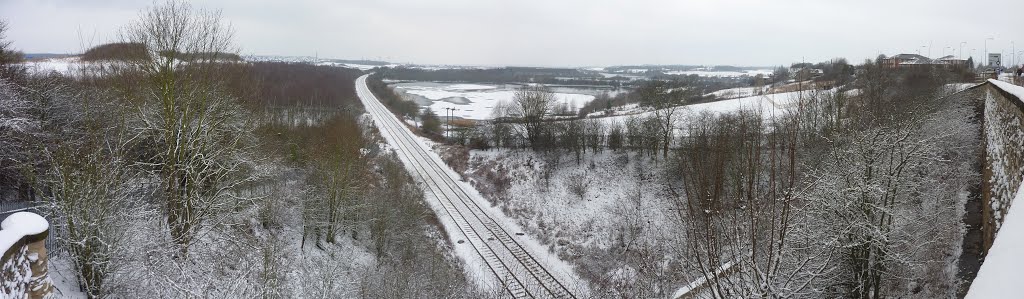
[590, 89, 825, 128]
[967, 80, 1024, 298]
[704, 86, 771, 99]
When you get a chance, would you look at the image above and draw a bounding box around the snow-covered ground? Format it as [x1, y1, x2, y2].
[664, 69, 773, 77]
[704, 86, 771, 99]
[20, 56, 83, 75]
[393, 82, 596, 120]
[455, 148, 688, 295]
[465, 149, 678, 252]
[589, 89, 828, 129]
[244, 55, 397, 70]
[967, 184, 1024, 298]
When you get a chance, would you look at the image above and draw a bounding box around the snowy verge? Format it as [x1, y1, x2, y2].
[989, 79, 1024, 104]
[0, 212, 48, 255]
[966, 184, 1024, 298]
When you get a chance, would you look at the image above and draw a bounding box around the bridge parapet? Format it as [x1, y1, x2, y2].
[981, 79, 1024, 248]
[0, 212, 53, 298]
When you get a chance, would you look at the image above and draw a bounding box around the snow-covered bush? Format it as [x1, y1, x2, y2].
[565, 172, 591, 201]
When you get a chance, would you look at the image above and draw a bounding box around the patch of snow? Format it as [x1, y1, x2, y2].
[443, 84, 498, 91]
[704, 86, 771, 99]
[0, 212, 48, 255]
[943, 83, 979, 94]
[989, 79, 1024, 103]
[592, 89, 825, 129]
[395, 83, 595, 120]
[966, 183, 1024, 298]
[664, 69, 773, 77]
[20, 57, 82, 75]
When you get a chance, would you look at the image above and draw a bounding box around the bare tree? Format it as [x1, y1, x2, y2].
[120, 0, 252, 254]
[0, 20, 24, 67]
[511, 85, 556, 150]
[672, 109, 833, 298]
[564, 171, 591, 201]
[642, 82, 683, 158]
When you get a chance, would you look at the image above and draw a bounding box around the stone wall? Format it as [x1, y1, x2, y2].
[0, 212, 53, 298]
[981, 81, 1024, 251]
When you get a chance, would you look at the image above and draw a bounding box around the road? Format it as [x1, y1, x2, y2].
[355, 75, 577, 298]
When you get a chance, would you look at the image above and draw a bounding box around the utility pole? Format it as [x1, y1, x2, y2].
[986, 37, 995, 67]
[444, 108, 450, 139]
[961, 41, 967, 60]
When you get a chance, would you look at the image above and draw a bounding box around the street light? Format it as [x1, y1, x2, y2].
[961, 42, 968, 60]
[443, 108, 451, 138]
[985, 37, 995, 67]
[972, 49, 977, 68]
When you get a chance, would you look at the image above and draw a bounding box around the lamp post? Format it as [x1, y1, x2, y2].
[451, 108, 458, 140]
[961, 42, 967, 60]
[985, 37, 995, 67]
[443, 108, 451, 138]
[972, 49, 977, 68]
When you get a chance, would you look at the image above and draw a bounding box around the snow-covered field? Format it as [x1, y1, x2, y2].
[21, 56, 82, 75]
[664, 69, 773, 77]
[393, 82, 597, 120]
[245, 55, 397, 70]
[589, 88, 829, 129]
[704, 86, 771, 99]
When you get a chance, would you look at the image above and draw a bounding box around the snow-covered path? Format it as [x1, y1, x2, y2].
[355, 75, 582, 298]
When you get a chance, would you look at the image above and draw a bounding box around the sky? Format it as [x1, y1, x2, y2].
[2, 0, 1023, 67]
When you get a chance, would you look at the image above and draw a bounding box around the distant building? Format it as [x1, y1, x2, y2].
[880, 54, 968, 69]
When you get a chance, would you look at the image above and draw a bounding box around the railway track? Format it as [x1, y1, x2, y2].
[355, 75, 575, 299]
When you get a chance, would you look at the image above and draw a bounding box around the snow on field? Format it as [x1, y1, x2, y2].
[664, 69, 773, 77]
[597, 73, 645, 80]
[704, 86, 770, 99]
[394, 83, 596, 120]
[314, 61, 396, 70]
[590, 89, 826, 128]
[21, 57, 82, 75]
[944, 83, 981, 94]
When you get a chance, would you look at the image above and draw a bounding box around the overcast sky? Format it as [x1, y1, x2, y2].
[2, 0, 1022, 67]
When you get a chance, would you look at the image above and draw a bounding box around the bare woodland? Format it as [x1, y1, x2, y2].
[439, 60, 979, 298]
[0, 0, 988, 297]
[0, 1, 482, 298]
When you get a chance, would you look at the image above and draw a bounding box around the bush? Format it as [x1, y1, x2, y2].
[421, 107, 441, 135]
[565, 172, 591, 201]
